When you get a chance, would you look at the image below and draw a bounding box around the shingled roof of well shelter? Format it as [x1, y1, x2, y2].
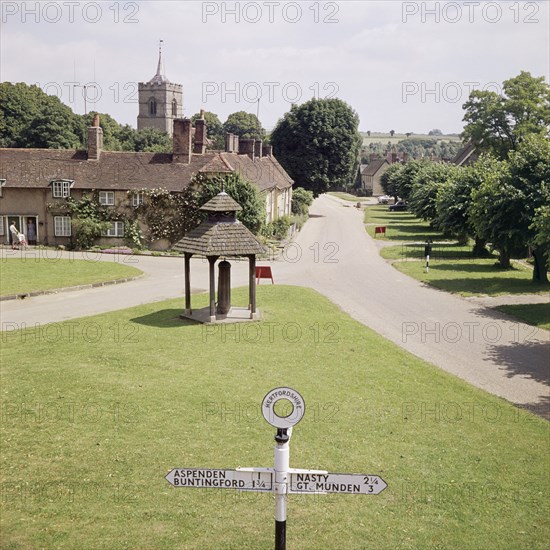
[172, 220, 266, 256]
[200, 192, 242, 212]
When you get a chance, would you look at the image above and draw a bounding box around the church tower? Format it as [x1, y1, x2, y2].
[137, 43, 183, 136]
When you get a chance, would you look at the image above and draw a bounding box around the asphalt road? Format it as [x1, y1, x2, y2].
[1, 195, 548, 417]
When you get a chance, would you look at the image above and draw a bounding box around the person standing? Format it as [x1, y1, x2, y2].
[27, 219, 37, 245]
[9, 222, 20, 249]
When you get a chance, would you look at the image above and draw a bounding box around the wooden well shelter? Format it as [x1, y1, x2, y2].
[173, 192, 267, 323]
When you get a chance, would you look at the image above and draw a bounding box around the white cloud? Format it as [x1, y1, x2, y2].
[1, 0, 548, 134]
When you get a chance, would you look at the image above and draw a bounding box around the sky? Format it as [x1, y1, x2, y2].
[1, 0, 549, 134]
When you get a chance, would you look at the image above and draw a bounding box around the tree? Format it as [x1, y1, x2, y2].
[367, 130, 371, 137]
[469, 156, 518, 268]
[193, 172, 265, 234]
[435, 166, 487, 253]
[291, 187, 314, 216]
[428, 129, 443, 136]
[270, 98, 362, 196]
[132, 127, 172, 153]
[0, 82, 82, 149]
[390, 130, 395, 137]
[408, 162, 459, 224]
[380, 163, 404, 203]
[192, 111, 225, 149]
[393, 159, 429, 201]
[506, 135, 550, 281]
[223, 111, 266, 140]
[468, 135, 550, 281]
[462, 71, 550, 159]
[530, 186, 550, 269]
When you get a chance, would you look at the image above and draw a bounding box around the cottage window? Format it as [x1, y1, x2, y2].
[102, 221, 124, 237]
[0, 178, 5, 197]
[99, 191, 115, 206]
[0, 216, 4, 235]
[149, 98, 157, 116]
[52, 180, 71, 198]
[132, 192, 144, 207]
[54, 216, 71, 237]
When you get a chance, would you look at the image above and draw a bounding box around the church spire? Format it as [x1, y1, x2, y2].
[149, 40, 170, 84]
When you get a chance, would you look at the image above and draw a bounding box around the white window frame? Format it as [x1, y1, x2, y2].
[102, 221, 124, 238]
[132, 192, 144, 207]
[99, 191, 115, 206]
[54, 216, 71, 237]
[0, 179, 5, 198]
[0, 216, 4, 236]
[52, 180, 72, 198]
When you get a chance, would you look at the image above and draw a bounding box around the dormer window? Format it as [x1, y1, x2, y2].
[51, 180, 73, 198]
[149, 98, 157, 116]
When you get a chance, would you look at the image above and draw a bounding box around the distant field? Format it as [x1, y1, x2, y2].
[361, 133, 462, 147]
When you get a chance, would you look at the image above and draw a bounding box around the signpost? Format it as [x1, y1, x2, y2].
[165, 387, 387, 550]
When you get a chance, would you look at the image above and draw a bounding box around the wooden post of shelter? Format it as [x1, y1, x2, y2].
[184, 253, 192, 314]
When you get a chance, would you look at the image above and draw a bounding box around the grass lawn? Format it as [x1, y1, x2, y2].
[496, 303, 550, 330]
[365, 205, 446, 242]
[327, 192, 369, 202]
[0, 258, 143, 297]
[394, 259, 549, 296]
[380, 243, 478, 261]
[1, 286, 548, 549]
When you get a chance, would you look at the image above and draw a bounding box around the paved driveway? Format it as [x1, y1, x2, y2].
[1, 195, 548, 417]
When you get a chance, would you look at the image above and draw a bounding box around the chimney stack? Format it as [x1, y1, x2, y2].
[173, 118, 192, 164]
[239, 138, 255, 161]
[254, 139, 263, 159]
[193, 115, 207, 155]
[87, 114, 103, 160]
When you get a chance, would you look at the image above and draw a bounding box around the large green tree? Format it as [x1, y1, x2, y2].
[462, 71, 550, 159]
[435, 166, 487, 254]
[270, 98, 362, 196]
[193, 172, 265, 234]
[223, 111, 265, 140]
[0, 82, 82, 148]
[380, 163, 404, 202]
[470, 135, 550, 280]
[408, 162, 459, 224]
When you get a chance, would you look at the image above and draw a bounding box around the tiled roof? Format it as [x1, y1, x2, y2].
[362, 159, 389, 176]
[453, 142, 476, 166]
[0, 148, 293, 193]
[220, 153, 293, 192]
[0, 148, 217, 192]
[172, 220, 266, 256]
